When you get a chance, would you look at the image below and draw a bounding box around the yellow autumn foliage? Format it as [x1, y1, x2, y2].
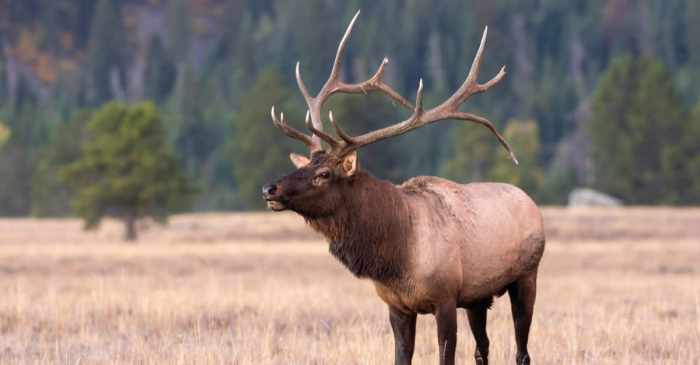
[0, 122, 10, 146]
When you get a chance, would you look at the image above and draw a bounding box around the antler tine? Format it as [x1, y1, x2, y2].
[304, 110, 339, 148]
[295, 62, 313, 106]
[294, 10, 361, 150]
[328, 110, 356, 144]
[466, 26, 489, 88]
[293, 10, 418, 154]
[270, 106, 320, 151]
[285, 14, 515, 163]
[450, 111, 519, 165]
[364, 58, 415, 109]
[330, 78, 425, 154]
[337, 57, 415, 109]
[414, 78, 424, 114]
[443, 26, 507, 109]
[331, 27, 518, 165]
[325, 10, 361, 90]
[399, 78, 425, 132]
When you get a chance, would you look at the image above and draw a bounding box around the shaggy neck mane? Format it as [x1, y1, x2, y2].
[304, 171, 412, 282]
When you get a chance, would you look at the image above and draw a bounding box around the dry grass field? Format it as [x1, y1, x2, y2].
[0, 208, 698, 364]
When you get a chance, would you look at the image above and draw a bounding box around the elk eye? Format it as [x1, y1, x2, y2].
[317, 170, 331, 179]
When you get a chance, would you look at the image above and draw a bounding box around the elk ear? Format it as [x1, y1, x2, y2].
[340, 151, 358, 177]
[289, 153, 310, 168]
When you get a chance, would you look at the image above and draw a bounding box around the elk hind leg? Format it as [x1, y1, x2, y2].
[508, 272, 537, 365]
[466, 299, 491, 365]
[435, 300, 457, 365]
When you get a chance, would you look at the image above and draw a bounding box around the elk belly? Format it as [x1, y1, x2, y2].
[373, 280, 449, 314]
[399, 178, 545, 307]
[453, 183, 545, 302]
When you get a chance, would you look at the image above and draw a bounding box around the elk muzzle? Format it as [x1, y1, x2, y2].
[262, 183, 286, 211]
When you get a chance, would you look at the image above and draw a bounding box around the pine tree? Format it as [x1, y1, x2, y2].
[230, 68, 303, 209]
[688, 1, 700, 68]
[85, 0, 126, 104]
[165, 0, 192, 112]
[488, 120, 543, 198]
[328, 94, 406, 182]
[439, 123, 496, 183]
[165, 0, 191, 64]
[61, 102, 193, 240]
[31, 111, 91, 216]
[0, 105, 52, 216]
[144, 36, 176, 103]
[0, 143, 33, 215]
[589, 56, 685, 204]
[284, 0, 346, 90]
[440, 119, 543, 198]
[662, 101, 700, 204]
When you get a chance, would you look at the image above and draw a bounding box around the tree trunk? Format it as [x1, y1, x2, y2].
[124, 216, 138, 242]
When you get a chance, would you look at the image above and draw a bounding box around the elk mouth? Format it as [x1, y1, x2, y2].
[265, 199, 286, 211]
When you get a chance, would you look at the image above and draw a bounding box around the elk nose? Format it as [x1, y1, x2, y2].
[262, 183, 278, 198]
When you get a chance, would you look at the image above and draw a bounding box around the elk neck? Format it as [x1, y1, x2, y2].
[304, 171, 412, 283]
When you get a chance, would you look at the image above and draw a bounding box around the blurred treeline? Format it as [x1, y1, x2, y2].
[1, 0, 699, 215]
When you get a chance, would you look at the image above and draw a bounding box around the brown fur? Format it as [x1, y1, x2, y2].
[264, 14, 535, 363]
[264, 155, 545, 365]
[306, 171, 413, 282]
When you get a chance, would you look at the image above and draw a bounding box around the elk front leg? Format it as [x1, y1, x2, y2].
[389, 306, 416, 365]
[435, 300, 457, 365]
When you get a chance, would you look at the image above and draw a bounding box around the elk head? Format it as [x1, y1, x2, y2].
[262, 10, 518, 216]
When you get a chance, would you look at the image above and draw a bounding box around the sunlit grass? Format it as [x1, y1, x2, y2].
[0, 210, 698, 364]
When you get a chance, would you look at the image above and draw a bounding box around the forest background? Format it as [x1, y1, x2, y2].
[1, 0, 699, 216]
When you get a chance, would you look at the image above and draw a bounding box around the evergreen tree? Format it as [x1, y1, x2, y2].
[85, 0, 126, 104]
[662, 101, 700, 204]
[144, 36, 176, 103]
[284, 0, 342, 90]
[0, 106, 52, 215]
[227, 11, 258, 102]
[439, 123, 496, 183]
[165, 0, 192, 113]
[539, 166, 578, 205]
[62, 102, 193, 240]
[165, 0, 191, 64]
[3, 1, 700, 210]
[31, 111, 91, 216]
[440, 119, 543, 197]
[589, 56, 685, 204]
[230, 68, 303, 209]
[0, 143, 34, 215]
[328, 94, 406, 182]
[488, 120, 544, 198]
[210, 0, 246, 64]
[687, 1, 700, 68]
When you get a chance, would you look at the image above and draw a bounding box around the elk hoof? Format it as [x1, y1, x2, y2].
[474, 348, 488, 365]
[516, 353, 530, 365]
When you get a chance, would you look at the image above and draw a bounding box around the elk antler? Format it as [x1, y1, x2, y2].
[272, 10, 413, 154]
[270, 106, 316, 150]
[273, 11, 518, 165]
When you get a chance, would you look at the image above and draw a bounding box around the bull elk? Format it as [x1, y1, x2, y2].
[262, 11, 545, 365]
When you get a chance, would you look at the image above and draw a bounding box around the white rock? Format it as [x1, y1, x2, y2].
[568, 188, 622, 207]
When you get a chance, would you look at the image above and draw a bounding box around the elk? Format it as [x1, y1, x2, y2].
[262, 11, 545, 365]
